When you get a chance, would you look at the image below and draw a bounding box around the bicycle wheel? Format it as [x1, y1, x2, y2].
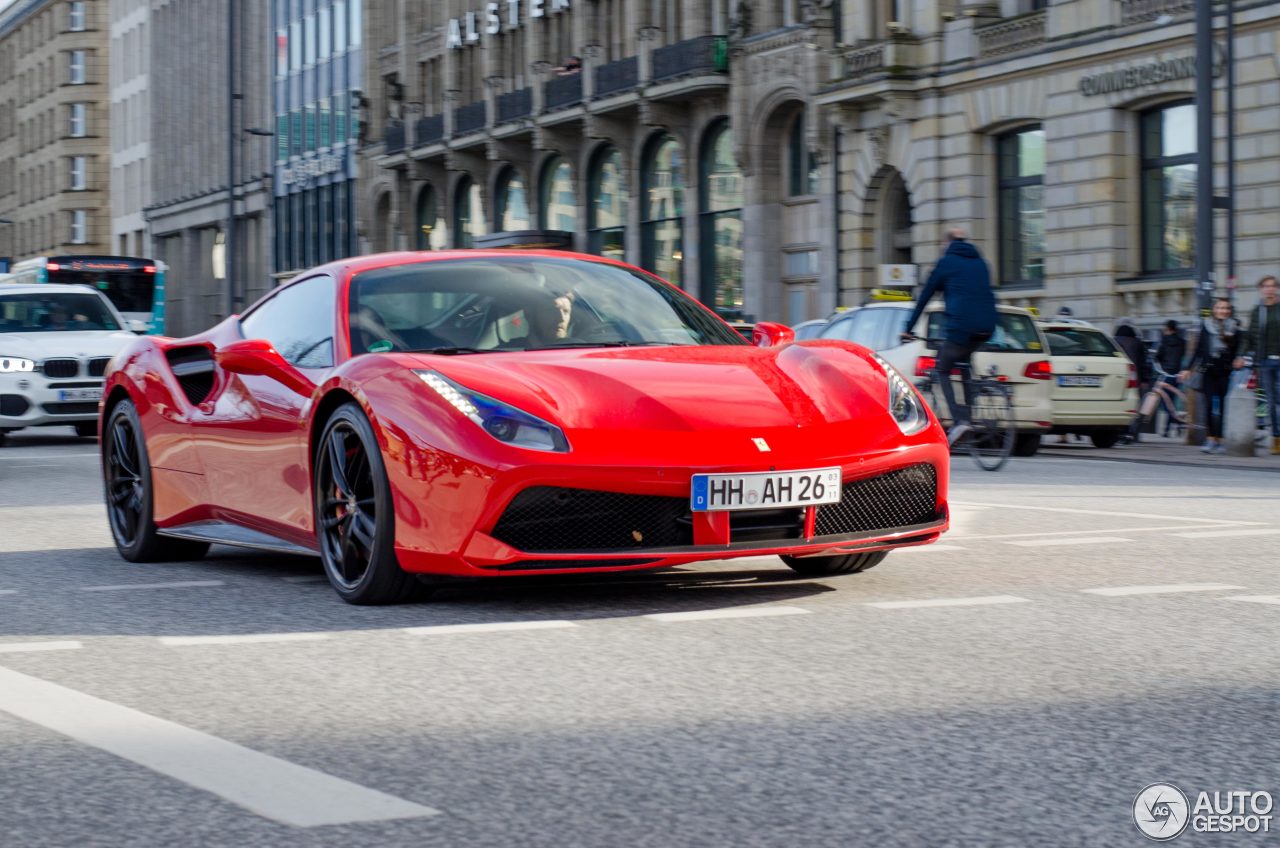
[968, 383, 1015, 471]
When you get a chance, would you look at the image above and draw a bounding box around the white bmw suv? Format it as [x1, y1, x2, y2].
[0, 284, 140, 444]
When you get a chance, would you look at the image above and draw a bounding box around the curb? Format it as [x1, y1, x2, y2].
[1038, 445, 1280, 474]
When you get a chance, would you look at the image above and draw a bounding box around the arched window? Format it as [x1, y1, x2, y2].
[539, 156, 575, 231]
[641, 134, 684, 287]
[452, 176, 483, 248]
[788, 111, 818, 197]
[495, 166, 531, 231]
[588, 146, 626, 259]
[699, 121, 743, 317]
[414, 184, 440, 249]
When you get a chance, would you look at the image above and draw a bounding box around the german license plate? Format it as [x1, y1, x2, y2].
[59, 388, 102, 402]
[1057, 375, 1103, 387]
[691, 467, 841, 512]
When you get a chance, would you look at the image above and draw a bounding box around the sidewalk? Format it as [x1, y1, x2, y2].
[1038, 432, 1280, 472]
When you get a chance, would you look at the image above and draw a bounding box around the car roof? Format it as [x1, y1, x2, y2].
[301, 248, 640, 279]
[0, 282, 111, 297]
[840, 301, 1037, 316]
[1040, 320, 1105, 332]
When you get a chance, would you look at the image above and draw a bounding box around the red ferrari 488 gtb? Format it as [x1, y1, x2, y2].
[100, 251, 949, 603]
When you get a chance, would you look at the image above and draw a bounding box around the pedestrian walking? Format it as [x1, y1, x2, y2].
[1233, 275, 1280, 454]
[900, 227, 998, 445]
[1183, 298, 1242, 455]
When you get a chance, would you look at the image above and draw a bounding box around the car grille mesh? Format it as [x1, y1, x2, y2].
[490, 464, 939, 554]
[814, 464, 937, 536]
[491, 488, 693, 553]
[41, 402, 100, 415]
[42, 359, 79, 378]
[88, 358, 111, 377]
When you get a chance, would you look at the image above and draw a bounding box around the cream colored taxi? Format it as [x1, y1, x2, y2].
[1038, 318, 1140, 448]
[816, 297, 1054, 456]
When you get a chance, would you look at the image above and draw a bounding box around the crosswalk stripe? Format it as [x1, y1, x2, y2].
[1222, 595, 1280, 605]
[0, 666, 440, 827]
[1005, 536, 1133, 548]
[866, 595, 1030, 610]
[645, 606, 812, 622]
[0, 641, 83, 654]
[1082, 583, 1245, 597]
[160, 633, 332, 647]
[80, 581, 225, 592]
[1173, 528, 1280, 539]
[403, 620, 578, 635]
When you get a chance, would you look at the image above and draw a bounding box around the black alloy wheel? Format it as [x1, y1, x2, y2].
[314, 403, 424, 604]
[781, 550, 888, 576]
[102, 400, 209, 562]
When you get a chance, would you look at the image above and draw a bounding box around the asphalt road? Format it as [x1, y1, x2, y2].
[1, 427, 1278, 847]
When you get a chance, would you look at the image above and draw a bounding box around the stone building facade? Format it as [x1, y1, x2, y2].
[146, 0, 274, 335]
[359, 0, 1280, 328]
[0, 0, 112, 262]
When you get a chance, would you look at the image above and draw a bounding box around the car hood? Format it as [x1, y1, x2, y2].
[407, 342, 888, 432]
[0, 330, 138, 359]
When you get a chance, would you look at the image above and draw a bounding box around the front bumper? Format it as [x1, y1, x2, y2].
[394, 447, 950, 577]
[1, 371, 105, 429]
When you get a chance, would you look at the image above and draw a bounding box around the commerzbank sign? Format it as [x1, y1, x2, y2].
[447, 0, 570, 49]
[1079, 46, 1225, 96]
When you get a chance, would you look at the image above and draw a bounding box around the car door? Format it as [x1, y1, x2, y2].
[198, 275, 337, 543]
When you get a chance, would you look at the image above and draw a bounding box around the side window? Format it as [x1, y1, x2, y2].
[240, 275, 336, 368]
[864, 308, 906, 351]
[820, 313, 862, 343]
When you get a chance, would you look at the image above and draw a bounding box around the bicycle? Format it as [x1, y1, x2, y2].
[908, 337, 1016, 471]
[1134, 362, 1188, 438]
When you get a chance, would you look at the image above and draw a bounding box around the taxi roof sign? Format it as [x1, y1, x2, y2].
[870, 288, 913, 301]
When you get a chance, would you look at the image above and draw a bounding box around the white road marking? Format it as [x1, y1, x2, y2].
[955, 524, 1248, 541]
[0, 666, 439, 827]
[0, 589, 17, 596]
[280, 575, 329, 584]
[889, 544, 968, 554]
[1006, 536, 1134, 548]
[866, 595, 1031, 610]
[1222, 595, 1280, 605]
[0, 641, 83, 654]
[1082, 583, 1246, 597]
[950, 501, 1252, 526]
[1173, 528, 1280, 539]
[79, 580, 225, 592]
[160, 633, 332, 647]
[403, 620, 579, 635]
[645, 606, 812, 622]
[0, 453, 100, 460]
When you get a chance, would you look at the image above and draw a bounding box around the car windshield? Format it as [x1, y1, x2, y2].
[926, 311, 1045, 353]
[348, 256, 748, 354]
[1044, 328, 1121, 357]
[0, 292, 121, 332]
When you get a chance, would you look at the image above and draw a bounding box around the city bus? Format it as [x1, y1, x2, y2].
[0, 255, 167, 333]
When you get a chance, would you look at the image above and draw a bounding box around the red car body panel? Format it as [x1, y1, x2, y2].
[102, 250, 950, 578]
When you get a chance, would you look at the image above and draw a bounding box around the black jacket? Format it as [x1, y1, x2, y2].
[1187, 319, 1242, 376]
[1155, 332, 1186, 375]
[1114, 326, 1152, 385]
[903, 240, 998, 345]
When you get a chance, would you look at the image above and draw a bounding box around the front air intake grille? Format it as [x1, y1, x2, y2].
[491, 487, 693, 553]
[41, 402, 99, 415]
[42, 359, 79, 378]
[87, 358, 111, 377]
[1, 394, 31, 416]
[815, 464, 938, 536]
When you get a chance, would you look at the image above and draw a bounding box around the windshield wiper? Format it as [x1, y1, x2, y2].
[413, 346, 491, 355]
[537, 341, 678, 349]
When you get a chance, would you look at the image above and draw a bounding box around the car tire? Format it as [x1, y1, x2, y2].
[75, 421, 98, 439]
[1012, 432, 1041, 457]
[780, 550, 888, 577]
[1090, 430, 1123, 449]
[313, 403, 426, 605]
[103, 400, 211, 562]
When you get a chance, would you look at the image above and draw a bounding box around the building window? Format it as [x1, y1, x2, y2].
[349, 0, 362, 47]
[69, 155, 86, 190]
[68, 1, 85, 31]
[453, 176, 482, 248]
[70, 209, 87, 244]
[276, 28, 288, 77]
[641, 134, 684, 287]
[319, 6, 331, 61]
[588, 146, 626, 259]
[997, 127, 1046, 286]
[334, 2, 348, 52]
[788, 112, 818, 197]
[699, 120, 743, 318]
[415, 185, 439, 249]
[495, 167, 531, 231]
[68, 102, 86, 136]
[289, 20, 302, 71]
[68, 50, 85, 84]
[1141, 102, 1196, 273]
[539, 156, 574, 231]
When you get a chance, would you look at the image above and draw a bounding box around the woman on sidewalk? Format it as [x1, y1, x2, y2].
[1182, 298, 1242, 455]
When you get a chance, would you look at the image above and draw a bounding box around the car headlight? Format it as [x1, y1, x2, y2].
[0, 356, 36, 374]
[416, 370, 570, 452]
[871, 353, 929, 436]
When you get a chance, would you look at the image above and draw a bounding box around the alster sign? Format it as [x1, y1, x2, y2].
[447, 0, 570, 49]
